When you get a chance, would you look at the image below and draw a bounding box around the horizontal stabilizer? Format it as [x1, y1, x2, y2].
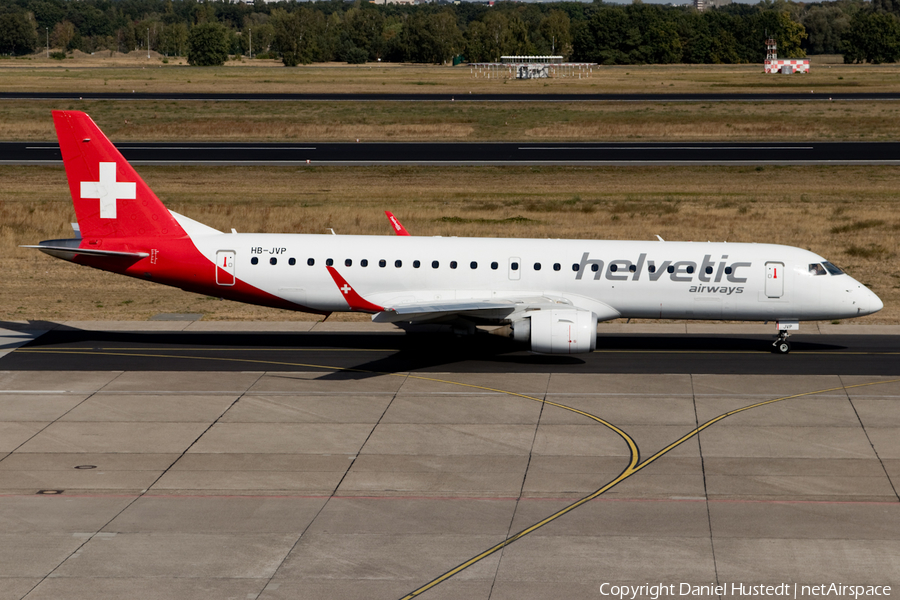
[21, 242, 149, 260]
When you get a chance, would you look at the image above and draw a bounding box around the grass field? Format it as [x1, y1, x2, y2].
[2, 164, 897, 324]
[3, 52, 900, 95]
[4, 58, 900, 143]
[5, 99, 900, 142]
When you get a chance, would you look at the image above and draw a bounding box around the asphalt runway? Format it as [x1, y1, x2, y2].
[2, 325, 898, 600]
[3, 328, 900, 375]
[4, 91, 900, 102]
[6, 140, 900, 166]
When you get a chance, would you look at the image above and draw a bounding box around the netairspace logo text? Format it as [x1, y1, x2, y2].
[598, 583, 892, 600]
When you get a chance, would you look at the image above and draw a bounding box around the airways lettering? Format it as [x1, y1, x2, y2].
[689, 285, 745, 295]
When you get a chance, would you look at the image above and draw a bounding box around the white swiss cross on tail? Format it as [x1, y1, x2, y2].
[80, 162, 136, 219]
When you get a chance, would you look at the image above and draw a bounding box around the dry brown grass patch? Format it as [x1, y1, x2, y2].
[2, 164, 899, 323]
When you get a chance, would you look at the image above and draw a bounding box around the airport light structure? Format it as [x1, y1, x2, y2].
[470, 56, 595, 80]
[764, 37, 809, 74]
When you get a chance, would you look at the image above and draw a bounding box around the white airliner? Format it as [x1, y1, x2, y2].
[26, 111, 882, 354]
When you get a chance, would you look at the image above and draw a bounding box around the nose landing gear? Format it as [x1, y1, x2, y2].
[773, 333, 791, 354]
[771, 320, 799, 354]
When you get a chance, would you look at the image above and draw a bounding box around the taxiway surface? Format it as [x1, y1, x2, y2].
[1, 322, 898, 600]
[7, 140, 900, 166]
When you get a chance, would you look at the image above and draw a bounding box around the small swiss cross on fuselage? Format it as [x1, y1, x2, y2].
[340, 284, 352, 294]
[80, 162, 136, 219]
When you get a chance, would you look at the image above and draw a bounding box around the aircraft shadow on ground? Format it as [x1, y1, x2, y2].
[6, 326, 585, 374]
[1, 323, 853, 377]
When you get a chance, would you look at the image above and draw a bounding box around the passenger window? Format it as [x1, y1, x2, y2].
[413, 260, 420, 268]
[345, 259, 352, 267]
[534, 263, 541, 271]
[469, 261, 476, 269]
[705, 266, 713, 274]
[572, 264, 579, 272]
[609, 264, 617, 272]
[725, 266, 732, 275]
[361, 259, 368, 267]
[686, 265, 694, 274]
[270, 257, 277, 265]
[307, 258, 315, 266]
[451, 261, 458, 269]
[289, 258, 296, 266]
[667, 265, 674, 274]
[554, 263, 561, 271]
[432, 261, 439, 269]
[251, 257, 259, 265]
[379, 259, 386, 268]
[629, 264, 636, 272]
[326, 258, 333, 266]
[591, 264, 600, 272]
[511, 262, 519, 270]
[491, 262, 498, 270]
[648, 265, 656, 273]
[395, 260, 402, 268]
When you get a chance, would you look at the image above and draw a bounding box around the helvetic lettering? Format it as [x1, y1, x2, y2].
[632, 253, 646, 281]
[576, 252, 749, 295]
[727, 262, 751, 283]
[575, 252, 604, 281]
[648, 260, 671, 281]
[670, 261, 696, 282]
[698, 254, 715, 283]
[606, 260, 631, 281]
[715, 255, 728, 282]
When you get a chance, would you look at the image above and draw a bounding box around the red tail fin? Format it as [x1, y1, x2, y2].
[53, 110, 185, 240]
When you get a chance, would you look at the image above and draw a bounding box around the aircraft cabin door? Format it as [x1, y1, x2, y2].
[509, 257, 521, 281]
[216, 250, 236, 286]
[765, 261, 783, 298]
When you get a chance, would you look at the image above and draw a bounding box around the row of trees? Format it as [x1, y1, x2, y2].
[2, 0, 900, 65]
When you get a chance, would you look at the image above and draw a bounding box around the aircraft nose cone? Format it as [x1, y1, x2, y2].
[869, 289, 884, 315]
[856, 285, 883, 316]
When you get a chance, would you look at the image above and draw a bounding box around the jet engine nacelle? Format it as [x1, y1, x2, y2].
[510, 309, 598, 354]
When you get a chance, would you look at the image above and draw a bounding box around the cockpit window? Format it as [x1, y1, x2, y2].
[809, 263, 827, 276]
[822, 261, 844, 275]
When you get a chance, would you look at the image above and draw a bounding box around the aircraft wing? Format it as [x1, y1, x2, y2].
[325, 266, 619, 324]
[372, 296, 569, 323]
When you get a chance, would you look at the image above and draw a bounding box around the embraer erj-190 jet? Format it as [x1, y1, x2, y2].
[25, 111, 882, 355]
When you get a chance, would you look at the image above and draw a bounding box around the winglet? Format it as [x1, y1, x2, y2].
[385, 211, 411, 236]
[326, 266, 385, 312]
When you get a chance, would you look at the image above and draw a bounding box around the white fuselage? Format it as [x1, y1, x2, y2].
[191, 233, 882, 323]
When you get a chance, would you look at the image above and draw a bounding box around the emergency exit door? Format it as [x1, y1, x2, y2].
[216, 250, 235, 286]
[765, 262, 783, 298]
